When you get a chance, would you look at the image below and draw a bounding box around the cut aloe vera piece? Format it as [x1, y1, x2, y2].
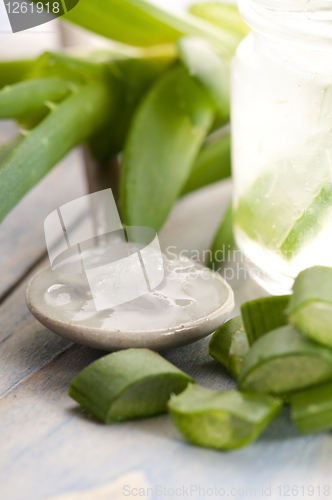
[290, 379, 332, 434]
[241, 295, 289, 345]
[288, 266, 332, 348]
[69, 348, 193, 423]
[234, 142, 332, 255]
[281, 180, 332, 257]
[168, 384, 282, 450]
[209, 316, 249, 380]
[238, 325, 332, 396]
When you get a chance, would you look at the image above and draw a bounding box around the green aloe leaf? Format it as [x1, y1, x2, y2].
[290, 379, 332, 434]
[238, 325, 332, 396]
[288, 266, 332, 349]
[241, 295, 289, 345]
[189, 2, 250, 38]
[120, 65, 215, 231]
[63, 0, 240, 53]
[181, 128, 231, 195]
[177, 37, 230, 121]
[209, 316, 249, 380]
[207, 201, 235, 269]
[0, 135, 24, 165]
[0, 60, 33, 89]
[0, 82, 112, 223]
[0, 78, 73, 122]
[89, 51, 175, 160]
[69, 348, 193, 423]
[168, 384, 282, 450]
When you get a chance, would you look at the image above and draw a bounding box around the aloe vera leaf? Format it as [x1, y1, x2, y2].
[0, 78, 73, 120]
[207, 201, 235, 269]
[287, 266, 332, 349]
[209, 316, 249, 380]
[189, 3, 250, 38]
[28, 51, 107, 84]
[178, 37, 230, 121]
[181, 129, 231, 195]
[290, 379, 332, 434]
[240, 295, 289, 345]
[0, 82, 112, 223]
[238, 325, 332, 396]
[120, 65, 215, 231]
[168, 384, 282, 450]
[89, 52, 175, 161]
[0, 60, 33, 88]
[69, 348, 193, 423]
[64, 0, 240, 54]
[234, 143, 332, 255]
[280, 180, 332, 258]
[0, 135, 24, 165]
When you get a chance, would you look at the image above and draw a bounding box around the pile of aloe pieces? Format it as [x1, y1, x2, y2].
[69, 266, 332, 450]
[0, 0, 249, 239]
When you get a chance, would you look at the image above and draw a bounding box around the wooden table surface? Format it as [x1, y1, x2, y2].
[1, 139, 332, 500]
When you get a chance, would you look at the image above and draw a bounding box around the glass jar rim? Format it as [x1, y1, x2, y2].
[239, 0, 332, 49]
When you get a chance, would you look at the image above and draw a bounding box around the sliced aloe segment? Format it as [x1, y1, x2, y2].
[69, 348, 193, 423]
[168, 384, 282, 450]
[234, 143, 332, 255]
[288, 266, 332, 348]
[120, 65, 215, 231]
[240, 295, 289, 345]
[281, 181, 332, 257]
[182, 129, 231, 195]
[238, 325, 332, 396]
[208, 201, 235, 269]
[209, 316, 249, 380]
[290, 379, 332, 434]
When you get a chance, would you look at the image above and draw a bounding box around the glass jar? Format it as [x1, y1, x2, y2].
[231, 0, 332, 294]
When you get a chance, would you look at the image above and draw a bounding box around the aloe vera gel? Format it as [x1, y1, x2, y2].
[232, 0, 332, 293]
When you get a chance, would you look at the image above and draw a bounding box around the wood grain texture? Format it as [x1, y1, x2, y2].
[1, 180, 331, 500]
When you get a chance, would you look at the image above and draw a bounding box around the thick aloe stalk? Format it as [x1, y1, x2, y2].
[69, 348, 193, 423]
[64, 0, 241, 54]
[0, 60, 33, 88]
[120, 65, 215, 231]
[0, 78, 74, 128]
[0, 82, 113, 223]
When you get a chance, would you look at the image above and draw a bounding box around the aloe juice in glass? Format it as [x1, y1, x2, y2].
[232, 0, 332, 293]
